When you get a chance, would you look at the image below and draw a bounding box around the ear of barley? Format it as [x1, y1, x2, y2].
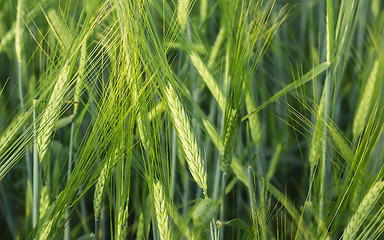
[153, 181, 171, 240]
[309, 96, 325, 170]
[39, 184, 49, 219]
[0, 112, 29, 154]
[245, 92, 261, 146]
[177, 0, 190, 31]
[93, 164, 108, 222]
[136, 212, 145, 240]
[221, 109, 239, 173]
[37, 64, 71, 160]
[165, 82, 207, 194]
[73, 42, 86, 116]
[133, 80, 149, 149]
[94, 149, 119, 221]
[353, 60, 380, 139]
[116, 204, 129, 240]
[343, 181, 384, 240]
[39, 217, 54, 240]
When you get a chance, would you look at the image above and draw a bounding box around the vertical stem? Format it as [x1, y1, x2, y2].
[16, 0, 33, 222]
[94, 219, 99, 240]
[15, 0, 25, 110]
[319, 0, 333, 222]
[171, 127, 177, 197]
[247, 166, 257, 238]
[64, 116, 75, 240]
[219, 172, 226, 240]
[32, 100, 39, 228]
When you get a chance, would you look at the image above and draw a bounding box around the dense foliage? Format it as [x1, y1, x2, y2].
[0, 0, 384, 239]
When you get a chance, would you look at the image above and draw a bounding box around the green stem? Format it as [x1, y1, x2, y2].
[94, 219, 99, 240]
[32, 100, 39, 228]
[319, 0, 334, 222]
[171, 127, 177, 197]
[219, 172, 226, 240]
[64, 118, 75, 240]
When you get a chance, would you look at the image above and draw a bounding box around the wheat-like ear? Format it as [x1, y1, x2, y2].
[177, 0, 190, 31]
[116, 204, 129, 240]
[343, 181, 384, 240]
[94, 149, 119, 221]
[153, 181, 171, 240]
[39, 184, 49, 219]
[165, 82, 207, 194]
[309, 96, 325, 170]
[221, 109, 239, 173]
[39, 218, 54, 240]
[353, 60, 380, 139]
[37, 64, 71, 160]
[73, 41, 87, 116]
[93, 163, 108, 222]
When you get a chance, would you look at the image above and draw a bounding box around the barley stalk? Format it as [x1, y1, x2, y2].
[343, 181, 384, 240]
[165, 82, 207, 194]
[353, 60, 380, 139]
[153, 181, 171, 240]
[37, 64, 71, 160]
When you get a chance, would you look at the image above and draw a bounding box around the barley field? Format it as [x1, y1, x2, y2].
[0, 0, 384, 239]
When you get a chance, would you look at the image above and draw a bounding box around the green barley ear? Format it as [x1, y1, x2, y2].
[353, 60, 380, 139]
[94, 149, 119, 221]
[221, 109, 239, 173]
[39, 185, 49, 219]
[165, 82, 207, 194]
[153, 181, 171, 240]
[192, 198, 216, 228]
[116, 204, 129, 240]
[136, 212, 145, 240]
[37, 64, 71, 160]
[39, 218, 54, 240]
[73, 41, 87, 116]
[309, 96, 325, 169]
[93, 164, 107, 222]
[245, 90, 261, 146]
[177, 0, 190, 31]
[343, 181, 384, 240]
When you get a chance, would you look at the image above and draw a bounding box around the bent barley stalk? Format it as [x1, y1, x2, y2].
[165, 82, 207, 194]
